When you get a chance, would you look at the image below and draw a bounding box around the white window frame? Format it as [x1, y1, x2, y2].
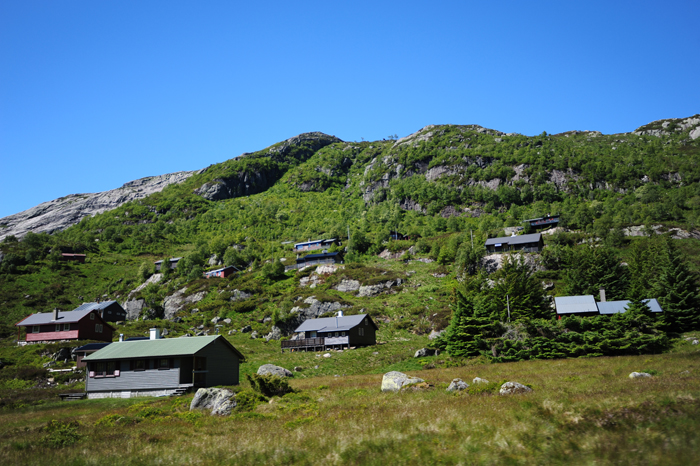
[56, 324, 61, 332]
[32, 325, 40, 333]
[63, 323, 70, 331]
[90, 313, 95, 320]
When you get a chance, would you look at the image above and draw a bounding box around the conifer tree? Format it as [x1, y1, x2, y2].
[440, 287, 494, 358]
[654, 238, 700, 332]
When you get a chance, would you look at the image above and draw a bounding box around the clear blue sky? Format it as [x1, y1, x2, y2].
[1, 1, 698, 218]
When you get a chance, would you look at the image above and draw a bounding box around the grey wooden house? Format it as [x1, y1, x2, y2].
[484, 233, 543, 254]
[82, 332, 244, 399]
[281, 313, 378, 351]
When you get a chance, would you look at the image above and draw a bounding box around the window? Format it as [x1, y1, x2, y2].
[133, 359, 146, 371]
[63, 323, 70, 331]
[106, 361, 116, 376]
[90, 313, 95, 320]
[341, 332, 346, 336]
[32, 325, 40, 333]
[359, 327, 364, 337]
[95, 324, 103, 333]
[334, 332, 338, 337]
[158, 358, 170, 370]
[55, 324, 61, 332]
[94, 362, 105, 377]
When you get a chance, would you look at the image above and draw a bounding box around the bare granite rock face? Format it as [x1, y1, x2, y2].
[163, 288, 208, 320]
[190, 387, 236, 416]
[0, 172, 195, 241]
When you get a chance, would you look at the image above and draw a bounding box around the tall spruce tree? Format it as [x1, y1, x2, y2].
[489, 254, 550, 321]
[654, 238, 700, 332]
[563, 244, 627, 300]
[626, 238, 661, 300]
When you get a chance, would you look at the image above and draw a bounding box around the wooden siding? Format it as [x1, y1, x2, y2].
[196, 338, 240, 386]
[86, 359, 181, 392]
[26, 329, 79, 342]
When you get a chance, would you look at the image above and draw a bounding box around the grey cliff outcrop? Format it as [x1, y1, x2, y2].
[0, 171, 195, 241]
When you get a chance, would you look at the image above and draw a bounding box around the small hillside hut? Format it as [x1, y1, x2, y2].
[73, 342, 111, 368]
[295, 252, 343, 269]
[61, 253, 86, 263]
[522, 214, 560, 230]
[293, 239, 338, 252]
[203, 265, 238, 279]
[281, 313, 378, 351]
[82, 331, 244, 399]
[15, 308, 114, 343]
[597, 299, 664, 315]
[484, 233, 544, 254]
[73, 301, 127, 322]
[154, 258, 181, 272]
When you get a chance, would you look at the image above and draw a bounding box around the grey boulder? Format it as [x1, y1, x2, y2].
[189, 387, 236, 416]
[257, 364, 293, 378]
[629, 372, 653, 379]
[499, 382, 532, 395]
[472, 377, 489, 384]
[414, 348, 437, 358]
[446, 378, 469, 392]
[381, 371, 426, 392]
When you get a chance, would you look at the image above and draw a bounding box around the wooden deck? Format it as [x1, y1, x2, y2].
[281, 336, 349, 351]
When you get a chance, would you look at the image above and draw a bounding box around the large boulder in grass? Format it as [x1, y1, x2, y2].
[629, 372, 653, 379]
[499, 382, 532, 395]
[381, 371, 426, 392]
[446, 378, 469, 392]
[257, 364, 293, 378]
[190, 387, 236, 416]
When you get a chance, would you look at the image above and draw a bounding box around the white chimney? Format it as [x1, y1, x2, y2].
[52, 308, 59, 321]
[337, 310, 344, 317]
[599, 288, 606, 302]
[149, 328, 160, 340]
[119, 334, 124, 342]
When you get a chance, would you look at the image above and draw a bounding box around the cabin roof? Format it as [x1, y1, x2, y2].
[74, 301, 120, 312]
[554, 295, 599, 314]
[597, 299, 664, 314]
[294, 314, 377, 333]
[83, 335, 244, 361]
[16, 309, 100, 326]
[294, 238, 336, 248]
[74, 342, 112, 352]
[485, 233, 542, 246]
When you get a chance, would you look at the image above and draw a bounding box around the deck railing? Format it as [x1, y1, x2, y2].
[281, 337, 325, 349]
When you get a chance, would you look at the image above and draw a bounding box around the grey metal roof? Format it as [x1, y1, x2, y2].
[16, 308, 97, 326]
[294, 314, 377, 333]
[597, 300, 631, 315]
[485, 233, 542, 247]
[83, 335, 244, 361]
[74, 342, 112, 352]
[74, 301, 119, 312]
[598, 299, 664, 314]
[554, 295, 599, 314]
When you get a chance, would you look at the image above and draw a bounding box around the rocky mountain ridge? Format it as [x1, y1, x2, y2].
[0, 171, 196, 241]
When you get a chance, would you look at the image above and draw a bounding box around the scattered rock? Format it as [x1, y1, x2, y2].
[241, 325, 252, 333]
[52, 347, 73, 363]
[447, 378, 469, 392]
[223, 318, 232, 325]
[414, 348, 437, 358]
[227, 330, 236, 335]
[123, 298, 147, 321]
[257, 364, 293, 378]
[250, 331, 258, 339]
[163, 287, 207, 320]
[211, 316, 223, 325]
[629, 372, 652, 379]
[264, 326, 282, 341]
[472, 377, 489, 384]
[692, 340, 699, 345]
[428, 329, 445, 340]
[357, 279, 403, 298]
[499, 382, 532, 395]
[294, 367, 303, 372]
[336, 279, 361, 293]
[189, 387, 236, 416]
[230, 289, 253, 302]
[263, 317, 272, 324]
[381, 371, 427, 392]
[323, 353, 331, 358]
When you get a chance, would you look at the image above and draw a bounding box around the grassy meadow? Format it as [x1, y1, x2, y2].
[1, 337, 699, 465]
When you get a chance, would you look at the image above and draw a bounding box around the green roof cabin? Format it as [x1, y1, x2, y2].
[82, 329, 244, 399]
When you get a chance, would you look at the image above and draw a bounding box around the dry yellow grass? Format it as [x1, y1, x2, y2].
[1, 347, 699, 465]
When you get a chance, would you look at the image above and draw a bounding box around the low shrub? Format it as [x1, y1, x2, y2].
[246, 373, 295, 397]
[40, 420, 82, 448]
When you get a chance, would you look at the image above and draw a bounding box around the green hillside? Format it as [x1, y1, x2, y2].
[2, 115, 700, 355]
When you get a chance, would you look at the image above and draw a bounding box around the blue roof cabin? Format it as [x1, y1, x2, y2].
[523, 214, 560, 230]
[293, 238, 338, 252]
[555, 294, 664, 319]
[484, 233, 544, 254]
